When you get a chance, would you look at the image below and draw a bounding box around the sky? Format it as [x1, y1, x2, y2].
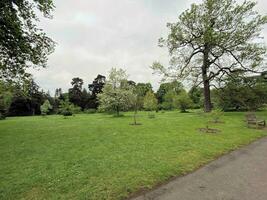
[31, 0, 267, 94]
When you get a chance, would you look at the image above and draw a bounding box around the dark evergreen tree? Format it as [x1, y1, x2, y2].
[88, 75, 106, 108]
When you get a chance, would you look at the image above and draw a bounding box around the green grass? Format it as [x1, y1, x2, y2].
[0, 111, 266, 200]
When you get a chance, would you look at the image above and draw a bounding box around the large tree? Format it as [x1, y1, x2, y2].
[156, 81, 183, 104]
[0, 0, 55, 81]
[69, 77, 83, 108]
[152, 0, 267, 112]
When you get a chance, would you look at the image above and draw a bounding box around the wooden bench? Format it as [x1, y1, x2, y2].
[245, 113, 266, 128]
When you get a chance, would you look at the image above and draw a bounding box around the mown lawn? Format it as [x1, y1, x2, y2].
[0, 111, 266, 200]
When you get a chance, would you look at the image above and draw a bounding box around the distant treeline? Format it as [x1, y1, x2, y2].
[0, 72, 267, 118]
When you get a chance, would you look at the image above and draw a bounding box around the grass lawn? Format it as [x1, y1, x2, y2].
[0, 111, 266, 200]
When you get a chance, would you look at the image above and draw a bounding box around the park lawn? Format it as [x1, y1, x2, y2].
[0, 111, 266, 200]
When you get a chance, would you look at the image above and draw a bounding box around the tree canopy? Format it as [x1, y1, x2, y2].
[97, 68, 135, 116]
[0, 0, 55, 81]
[152, 0, 267, 112]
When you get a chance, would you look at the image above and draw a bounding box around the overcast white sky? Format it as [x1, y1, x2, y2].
[30, 0, 267, 93]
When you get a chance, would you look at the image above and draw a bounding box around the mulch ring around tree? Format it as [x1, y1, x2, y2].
[198, 126, 221, 134]
[208, 120, 225, 124]
[129, 123, 142, 126]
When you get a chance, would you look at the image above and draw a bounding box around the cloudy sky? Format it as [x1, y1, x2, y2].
[31, 0, 267, 93]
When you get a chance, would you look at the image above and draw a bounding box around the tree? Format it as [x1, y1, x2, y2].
[0, 81, 13, 119]
[97, 68, 134, 116]
[156, 81, 183, 104]
[188, 86, 202, 108]
[69, 77, 84, 108]
[173, 91, 192, 113]
[8, 78, 46, 116]
[134, 83, 153, 110]
[143, 91, 158, 111]
[152, 0, 267, 112]
[135, 83, 153, 97]
[0, 0, 55, 81]
[214, 73, 267, 111]
[161, 90, 176, 110]
[88, 74, 106, 108]
[58, 99, 79, 116]
[40, 100, 52, 116]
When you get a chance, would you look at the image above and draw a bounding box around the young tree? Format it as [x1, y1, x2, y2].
[40, 100, 52, 116]
[0, 0, 55, 81]
[143, 91, 158, 111]
[152, 0, 267, 112]
[97, 68, 134, 116]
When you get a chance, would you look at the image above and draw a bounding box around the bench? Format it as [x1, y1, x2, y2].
[245, 113, 266, 128]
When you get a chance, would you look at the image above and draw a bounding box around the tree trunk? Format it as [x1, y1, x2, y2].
[133, 109, 137, 125]
[202, 45, 212, 113]
[203, 79, 212, 112]
[116, 106, 119, 116]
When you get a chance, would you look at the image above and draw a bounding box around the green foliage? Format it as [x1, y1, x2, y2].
[161, 90, 176, 110]
[0, 81, 13, 119]
[68, 77, 84, 109]
[98, 68, 135, 116]
[156, 81, 183, 104]
[133, 83, 153, 110]
[173, 91, 192, 112]
[134, 83, 153, 97]
[214, 75, 267, 111]
[143, 91, 158, 111]
[188, 86, 202, 108]
[152, 0, 267, 112]
[0, 0, 55, 80]
[59, 99, 80, 116]
[40, 100, 52, 116]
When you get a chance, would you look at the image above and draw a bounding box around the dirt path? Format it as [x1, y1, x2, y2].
[131, 137, 267, 200]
